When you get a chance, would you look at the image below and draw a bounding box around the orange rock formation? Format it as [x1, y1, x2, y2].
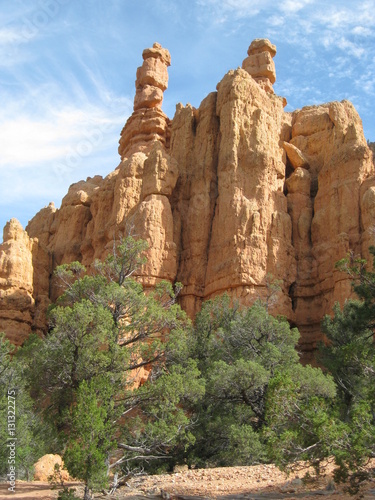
[1, 40, 374, 361]
[33, 454, 70, 481]
[118, 42, 171, 158]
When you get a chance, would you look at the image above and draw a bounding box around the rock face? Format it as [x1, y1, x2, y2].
[1, 39, 374, 361]
[33, 454, 70, 481]
[0, 219, 50, 346]
[287, 102, 374, 353]
[0, 220, 35, 346]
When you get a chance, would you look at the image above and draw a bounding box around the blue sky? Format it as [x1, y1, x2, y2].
[1, 0, 375, 239]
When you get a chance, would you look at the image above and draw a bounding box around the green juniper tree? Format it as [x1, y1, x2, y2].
[319, 247, 375, 490]
[18, 237, 203, 499]
[0, 334, 51, 480]
[185, 295, 337, 470]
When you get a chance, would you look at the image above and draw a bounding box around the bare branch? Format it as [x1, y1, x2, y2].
[118, 443, 152, 454]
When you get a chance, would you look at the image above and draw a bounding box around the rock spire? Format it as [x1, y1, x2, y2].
[118, 42, 171, 159]
[242, 38, 277, 93]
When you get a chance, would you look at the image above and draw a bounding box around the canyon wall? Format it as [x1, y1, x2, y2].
[1, 40, 374, 360]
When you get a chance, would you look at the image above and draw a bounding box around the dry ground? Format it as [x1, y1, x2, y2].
[1, 461, 375, 499]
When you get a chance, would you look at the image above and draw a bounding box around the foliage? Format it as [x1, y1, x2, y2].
[63, 378, 115, 495]
[7, 234, 375, 494]
[320, 301, 375, 409]
[49, 464, 80, 500]
[264, 366, 340, 471]
[57, 490, 80, 500]
[0, 334, 52, 480]
[185, 296, 336, 469]
[319, 247, 375, 489]
[17, 237, 202, 498]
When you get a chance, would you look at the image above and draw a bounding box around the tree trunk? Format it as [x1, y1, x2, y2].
[83, 485, 92, 500]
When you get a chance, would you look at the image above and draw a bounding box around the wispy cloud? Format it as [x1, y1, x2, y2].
[197, 0, 375, 57]
[321, 33, 366, 58]
[0, 27, 28, 45]
[279, 0, 312, 14]
[0, 70, 131, 232]
[268, 15, 285, 27]
[352, 26, 373, 36]
[319, 2, 375, 30]
[195, 0, 262, 21]
[0, 102, 129, 168]
[196, 0, 313, 20]
[0, 1, 75, 69]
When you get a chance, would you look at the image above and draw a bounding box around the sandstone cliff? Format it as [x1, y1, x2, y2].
[1, 40, 374, 361]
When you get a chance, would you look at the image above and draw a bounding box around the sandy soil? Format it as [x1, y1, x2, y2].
[0, 480, 59, 499]
[1, 461, 375, 499]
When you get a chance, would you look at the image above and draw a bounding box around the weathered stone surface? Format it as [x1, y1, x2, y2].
[119, 42, 171, 159]
[141, 143, 178, 199]
[242, 38, 277, 93]
[0, 219, 52, 345]
[201, 68, 296, 319]
[0, 220, 35, 346]
[33, 454, 70, 481]
[283, 141, 309, 170]
[247, 38, 277, 57]
[119, 106, 170, 159]
[26, 202, 56, 247]
[1, 40, 375, 359]
[286, 100, 374, 359]
[0, 219, 34, 289]
[134, 43, 170, 109]
[171, 93, 219, 317]
[135, 194, 177, 285]
[360, 177, 375, 265]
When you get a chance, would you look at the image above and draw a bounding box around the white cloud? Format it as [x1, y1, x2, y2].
[0, 77, 132, 232]
[337, 37, 365, 58]
[279, 0, 312, 14]
[322, 32, 366, 58]
[352, 26, 373, 36]
[0, 37, 133, 168]
[355, 67, 375, 96]
[315, 2, 375, 30]
[268, 15, 285, 27]
[196, 0, 263, 20]
[0, 26, 34, 67]
[0, 27, 28, 46]
[0, 107, 124, 167]
[197, 0, 313, 19]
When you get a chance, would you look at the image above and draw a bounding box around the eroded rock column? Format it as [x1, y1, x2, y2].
[135, 144, 179, 285]
[204, 43, 296, 317]
[242, 38, 277, 94]
[170, 93, 220, 317]
[284, 101, 374, 358]
[0, 220, 35, 345]
[119, 43, 171, 159]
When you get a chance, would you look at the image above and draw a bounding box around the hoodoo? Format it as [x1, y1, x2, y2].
[119, 42, 172, 159]
[1, 40, 374, 361]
